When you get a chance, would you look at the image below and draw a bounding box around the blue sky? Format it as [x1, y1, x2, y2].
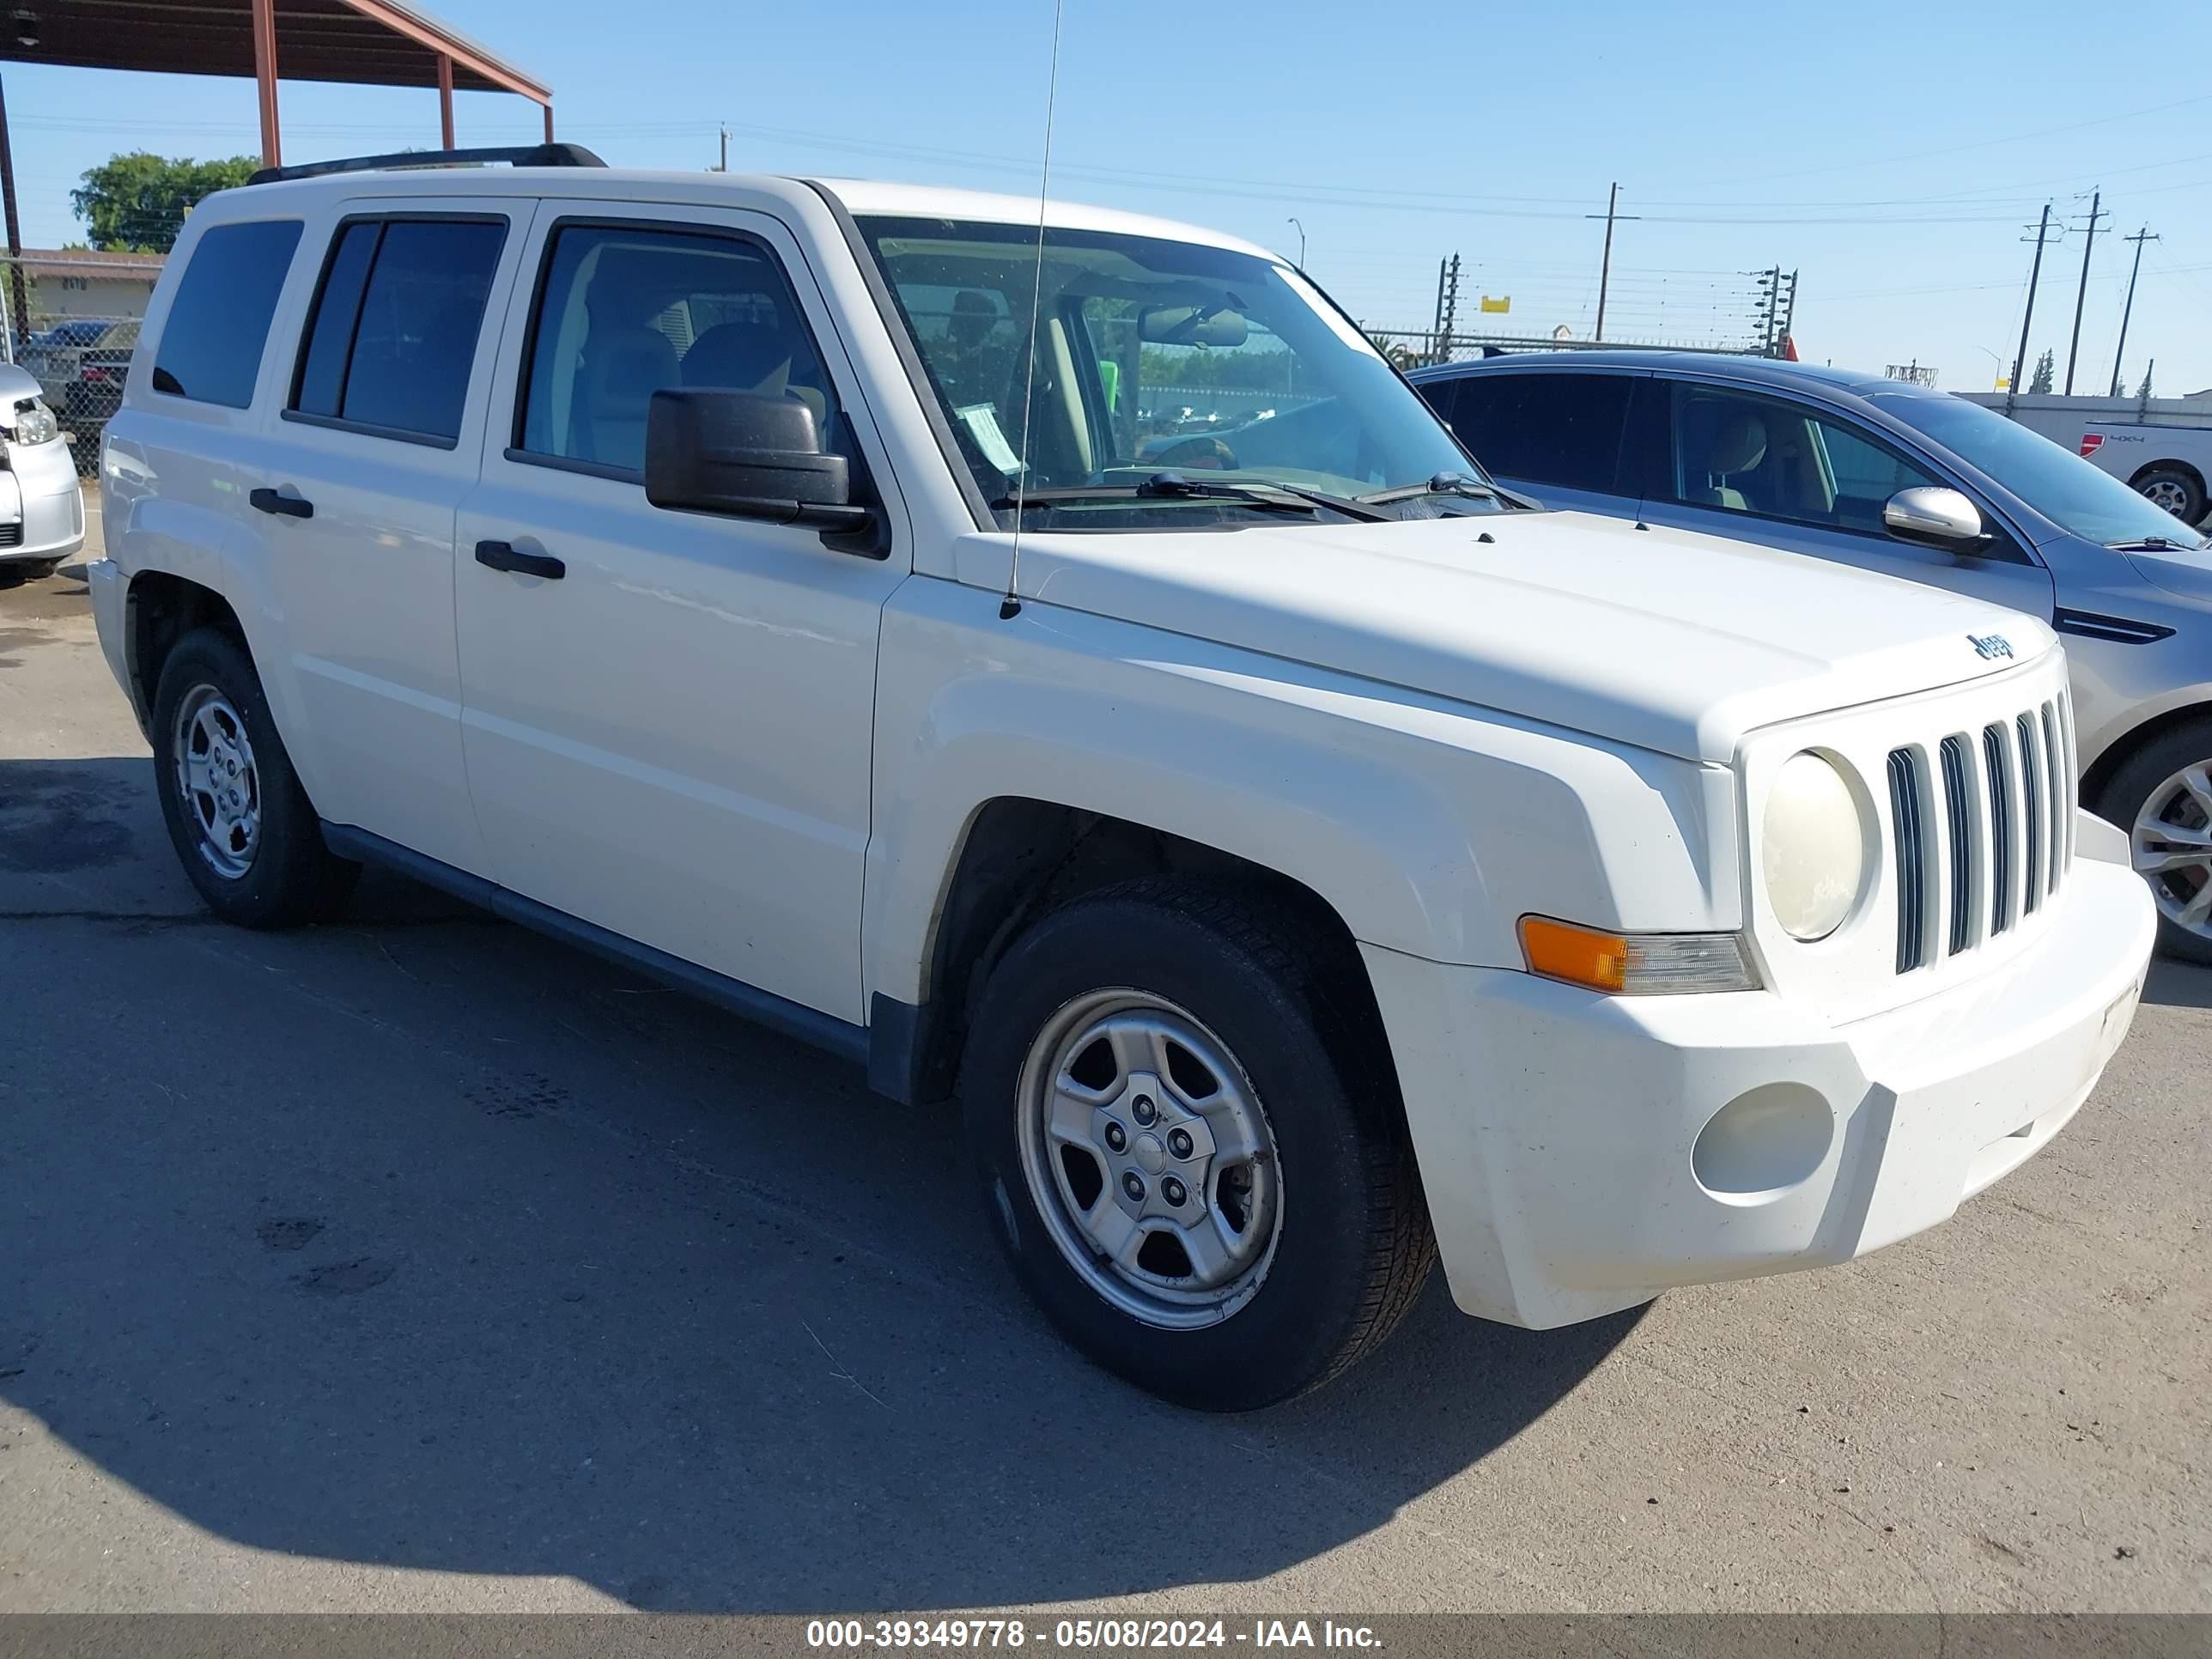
[6, 0, 2209, 393]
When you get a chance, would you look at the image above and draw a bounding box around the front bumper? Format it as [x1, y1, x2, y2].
[1364, 813, 2156, 1329]
[0, 436, 86, 562]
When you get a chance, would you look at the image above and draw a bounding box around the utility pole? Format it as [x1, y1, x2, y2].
[1753, 266, 1797, 356]
[2008, 204, 2054, 410]
[2109, 224, 2159, 398]
[1285, 216, 1306, 267]
[716, 124, 729, 172]
[1586, 183, 1639, 343]
[2063, 189, 2106, 395]
[1435, 252, 1462, 356]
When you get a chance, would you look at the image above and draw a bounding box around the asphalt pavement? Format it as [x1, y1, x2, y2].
[2, 539, 2207, 1614]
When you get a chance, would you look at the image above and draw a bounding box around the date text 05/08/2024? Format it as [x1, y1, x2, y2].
[805, 1619, 1383, 1650]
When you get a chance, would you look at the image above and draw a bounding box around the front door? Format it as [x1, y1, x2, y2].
[453, 204, 908, 1024]
[1633, 380, 2056, 620]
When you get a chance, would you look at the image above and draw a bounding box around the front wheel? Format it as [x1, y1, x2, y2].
[962, 878, 1433, 1411]
[2100, 715, 2212, 964]
[2133, 466, 2208, 526]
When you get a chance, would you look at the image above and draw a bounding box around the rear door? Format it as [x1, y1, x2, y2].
[453, 202, 908, 1025]
[1634, 379, 2055, 618]
[1427, 368, 1644, 518]
[255, 200, 532, 877]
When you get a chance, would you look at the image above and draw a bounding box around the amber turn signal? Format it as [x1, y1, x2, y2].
[1517, 915, 1761, 995]
[1518, 915, 1630, 993]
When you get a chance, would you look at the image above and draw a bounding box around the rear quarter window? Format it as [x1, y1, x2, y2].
[1449, 371, 1635, 495]
[150, 220, 305, 409]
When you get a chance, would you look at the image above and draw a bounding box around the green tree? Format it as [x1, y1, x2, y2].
[2136, 362, 2154, 401]
[2028, 348, 2056, 395]
[70, 152, 258, 252]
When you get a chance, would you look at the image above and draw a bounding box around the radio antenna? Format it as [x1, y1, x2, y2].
[1000, 0, 1066, 621]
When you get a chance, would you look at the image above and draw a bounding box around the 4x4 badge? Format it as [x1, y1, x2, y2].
[1968, 633, 2014, 660]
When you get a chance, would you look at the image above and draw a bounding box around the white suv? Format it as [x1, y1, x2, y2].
[88, 149, 2154, 1410]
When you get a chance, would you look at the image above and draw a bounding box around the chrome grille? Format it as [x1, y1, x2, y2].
[1888, 749, 1928, 974]
[2018, 711, 2044, 915]
[1939, 735, 1972, 957]
[1888, 690, 2074, 974]
[1985, 724, 2014, 936]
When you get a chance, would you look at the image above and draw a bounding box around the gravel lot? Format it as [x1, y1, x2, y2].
[2, 534, 2207, 1615]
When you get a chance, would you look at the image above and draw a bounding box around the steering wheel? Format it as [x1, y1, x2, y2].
[1144, 434, 1239, 471]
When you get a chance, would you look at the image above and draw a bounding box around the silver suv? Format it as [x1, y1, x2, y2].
[1412, 352, 2212, 963]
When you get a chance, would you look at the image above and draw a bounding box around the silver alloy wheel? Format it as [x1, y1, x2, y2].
[1015, 988, 1282, 1330]
[172, 684, 262, 879]
[2139, 476, 2193, 518]
[2131, 761, 2212, 940]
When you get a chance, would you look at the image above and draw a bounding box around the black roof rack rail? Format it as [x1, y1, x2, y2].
[248, 143, 607, 187]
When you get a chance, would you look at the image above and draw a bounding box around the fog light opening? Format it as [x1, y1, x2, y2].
[1692, 1083, 1834, 1205]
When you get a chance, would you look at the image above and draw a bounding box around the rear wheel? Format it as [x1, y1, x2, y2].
[2100, 716, 2212, 964]
[962, 878, 1433, 1411]
[151, 627, 358, 927]
[2133, 466, 2207, 526]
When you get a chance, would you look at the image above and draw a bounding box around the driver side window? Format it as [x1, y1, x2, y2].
[516, 222, 839, 477]
[1664, 384, 1944, 537]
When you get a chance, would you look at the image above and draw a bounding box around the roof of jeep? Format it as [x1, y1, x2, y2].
[205, 165, 1276, 259]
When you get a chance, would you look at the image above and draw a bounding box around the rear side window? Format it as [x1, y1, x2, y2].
[1448, 372, 1634, 495]
[291, 217, 507, 444]
[151, 220, 304, 408]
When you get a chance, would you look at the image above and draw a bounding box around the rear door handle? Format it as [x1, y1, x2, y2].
[474, 539, 565, 580]
[248, 487, 313, 520]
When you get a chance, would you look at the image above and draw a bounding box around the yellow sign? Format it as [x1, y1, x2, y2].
[1480, 295, 1510, 313]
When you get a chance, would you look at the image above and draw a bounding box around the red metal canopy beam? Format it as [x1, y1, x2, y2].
[337, 0, 550, 106]
[252, 0, 281, 167]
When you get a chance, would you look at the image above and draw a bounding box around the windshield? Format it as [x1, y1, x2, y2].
[1872, 392, 2208, 550]
[858, 216, 1482, 528]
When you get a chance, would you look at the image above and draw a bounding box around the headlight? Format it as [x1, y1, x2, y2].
[1761, 750, 1865, 941]
[9, 398, 58, 446]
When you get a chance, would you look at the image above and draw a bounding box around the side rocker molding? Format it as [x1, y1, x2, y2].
[320, 823, 885, 1076]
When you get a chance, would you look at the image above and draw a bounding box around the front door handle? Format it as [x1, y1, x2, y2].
[248, 487, 313, 520]
[474, 539, 565, 580]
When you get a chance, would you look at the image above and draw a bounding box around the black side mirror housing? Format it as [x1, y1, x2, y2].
[645, 388, 879, 542]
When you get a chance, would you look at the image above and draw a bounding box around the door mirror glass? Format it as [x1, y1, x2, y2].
[1883, 485, 1986, 549]
[645, 388, 873, 533]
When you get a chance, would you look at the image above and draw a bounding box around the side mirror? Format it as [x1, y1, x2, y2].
[645, 388, 876, 537]
[1883, 485, 1987, 550]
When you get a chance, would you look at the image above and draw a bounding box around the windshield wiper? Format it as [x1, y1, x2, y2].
[2106, 535, 2192, 552]
[1359, 471, 1538, 510]
[1359, 471, 1497, 506]
[990, 471, 1391, 523]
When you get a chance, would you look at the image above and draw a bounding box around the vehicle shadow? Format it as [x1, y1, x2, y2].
[2141, 958, 2212, 1010]
[1, 753, 1643, 1613]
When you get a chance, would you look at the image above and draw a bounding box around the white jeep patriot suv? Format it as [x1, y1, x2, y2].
[89, 147, 2155, 1411]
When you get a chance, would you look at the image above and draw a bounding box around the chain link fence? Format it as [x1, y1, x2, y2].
[2, 257, 158, 477]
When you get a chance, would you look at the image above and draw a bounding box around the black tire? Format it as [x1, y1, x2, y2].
[2133, 465, 2208, 527]
[962, 877, 1434, 1411]
[2097, 714, 2212, 965]
[151, 627, 358, 927]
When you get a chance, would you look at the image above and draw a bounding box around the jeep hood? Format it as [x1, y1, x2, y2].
[956, 508, 2054, 765]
